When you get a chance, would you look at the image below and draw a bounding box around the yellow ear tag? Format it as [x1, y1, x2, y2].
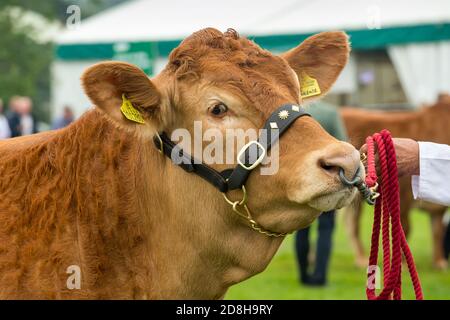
[120, 94, 145, 124]
[300, 73, 321, 98]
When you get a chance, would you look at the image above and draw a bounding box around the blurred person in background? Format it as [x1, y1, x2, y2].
[6, 96, 20, 137]
[0, 99, 11, 139]
[295, 101, 348, 286]
[7, 96, 37, 137]
[52, 105, 75, 129]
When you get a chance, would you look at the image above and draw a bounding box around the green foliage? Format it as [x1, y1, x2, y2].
[0, 0, 128, 123]
[0, 1, 125, 22]
[0, 1, 61, 20]
[0, 9, 53, 122]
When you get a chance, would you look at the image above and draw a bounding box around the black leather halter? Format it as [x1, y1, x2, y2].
[153, 104, 310, 192]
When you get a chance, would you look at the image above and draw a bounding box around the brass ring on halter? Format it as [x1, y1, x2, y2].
[222, 185, 247, 207]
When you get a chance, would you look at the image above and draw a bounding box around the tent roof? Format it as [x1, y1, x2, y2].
[57, 0, 450, 44]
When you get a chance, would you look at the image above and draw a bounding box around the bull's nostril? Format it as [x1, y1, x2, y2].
[318, 145, 360, 181]
[319, 160, 341, 174]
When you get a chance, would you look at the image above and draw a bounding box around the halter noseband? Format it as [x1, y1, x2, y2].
[153, 103, 310, 237]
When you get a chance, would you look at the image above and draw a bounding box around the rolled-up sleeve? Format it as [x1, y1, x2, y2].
[411, 142, 450, 206]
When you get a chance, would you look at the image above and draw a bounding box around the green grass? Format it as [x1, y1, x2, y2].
[226, 206, 450, 300]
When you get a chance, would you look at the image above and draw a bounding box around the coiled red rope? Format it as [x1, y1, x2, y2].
[364, 130, 423, 300]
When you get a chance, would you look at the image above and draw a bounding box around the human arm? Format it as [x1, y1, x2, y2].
[411, 142, 450, 206]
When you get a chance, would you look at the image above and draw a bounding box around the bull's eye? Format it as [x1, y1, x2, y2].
[208, 103, 228, 118]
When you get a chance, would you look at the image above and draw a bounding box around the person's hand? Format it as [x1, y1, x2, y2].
[360, 138, 420, 178]
[391, 138, 420, 177]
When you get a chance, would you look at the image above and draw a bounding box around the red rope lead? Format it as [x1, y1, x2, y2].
[365, 130, 423, 300]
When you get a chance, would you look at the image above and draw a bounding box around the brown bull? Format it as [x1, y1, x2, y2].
[0, 28, 360, 299]
[341, 96, 450, 269]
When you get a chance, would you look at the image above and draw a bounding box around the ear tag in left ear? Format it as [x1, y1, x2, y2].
[120, 94, 145, 124]
[300, 73, 321, 98]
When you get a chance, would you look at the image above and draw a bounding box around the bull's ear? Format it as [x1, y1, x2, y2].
[280, 31, 350, 101]
[82, 61, 160, 130]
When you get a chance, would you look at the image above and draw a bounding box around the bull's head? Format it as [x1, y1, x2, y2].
[82, 28, 361, 296]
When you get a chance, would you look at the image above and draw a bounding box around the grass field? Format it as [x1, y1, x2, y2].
[226, 206, 450, 300]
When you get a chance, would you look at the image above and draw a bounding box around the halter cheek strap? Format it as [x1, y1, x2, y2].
[224, 104, 310, 190]
[153, 104, 310, 193]
[153, 103, 310, 237]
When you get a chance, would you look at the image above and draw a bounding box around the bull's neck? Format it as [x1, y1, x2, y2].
[49, 110, 160, 297]
[144, 145, 284, 299]
[64, 110, 283, 298]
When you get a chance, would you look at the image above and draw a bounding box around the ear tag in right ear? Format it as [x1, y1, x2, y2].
[120, 94, 146, 124]
[300, 73, 321, 98]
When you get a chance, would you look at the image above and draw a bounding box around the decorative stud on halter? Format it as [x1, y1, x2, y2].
[278, 110, 290, 120]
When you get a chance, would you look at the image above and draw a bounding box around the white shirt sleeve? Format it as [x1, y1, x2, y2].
[411, 142, 450, 206]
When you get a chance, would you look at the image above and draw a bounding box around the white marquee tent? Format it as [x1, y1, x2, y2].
[52, 0, 450, 117]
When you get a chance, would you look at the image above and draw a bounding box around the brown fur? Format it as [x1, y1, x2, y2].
[341, 96, 450, 269]
[0, 28, 358, 299]
[0, 111, 160, 298]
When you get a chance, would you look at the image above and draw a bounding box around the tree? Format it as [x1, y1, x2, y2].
[0, 0, 128, 123]
[0, 8, 53, 122]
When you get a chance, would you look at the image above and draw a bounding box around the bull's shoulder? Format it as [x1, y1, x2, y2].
[0, 130, 59, 153]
